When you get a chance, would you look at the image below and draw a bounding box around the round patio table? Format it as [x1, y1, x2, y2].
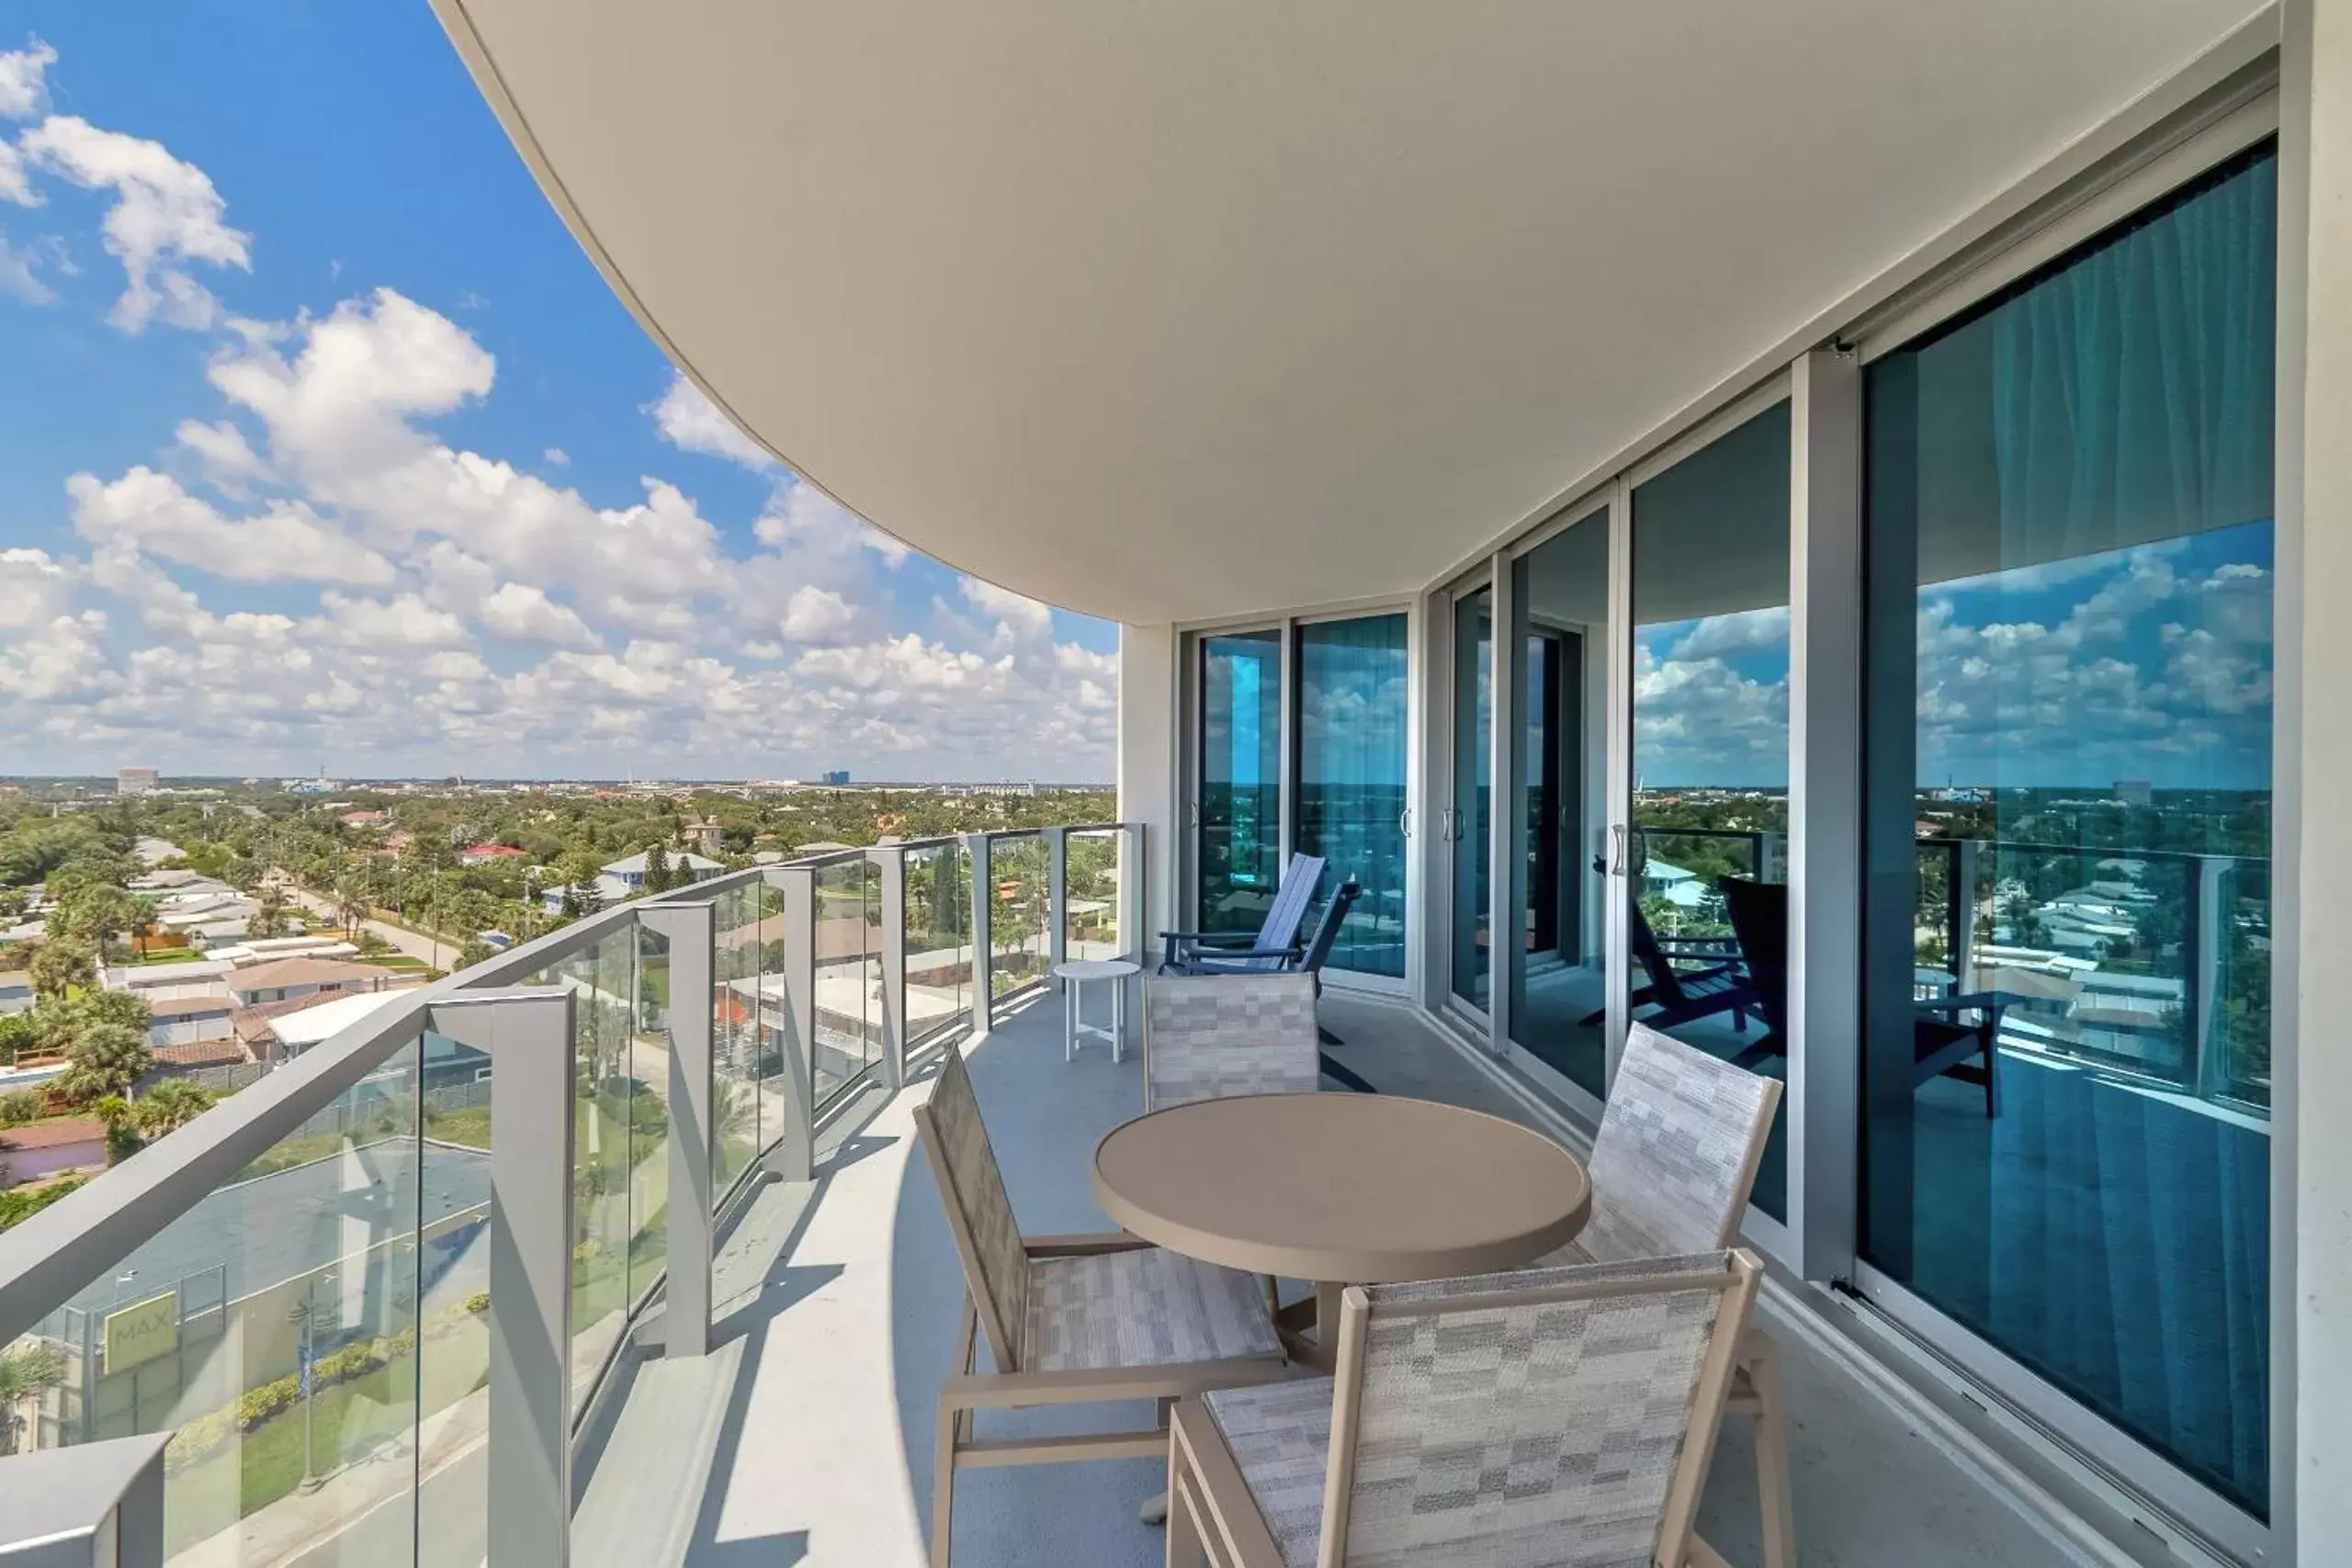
[1091, 1092, 1590, 1369]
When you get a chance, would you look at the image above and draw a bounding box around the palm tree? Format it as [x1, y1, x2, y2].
[27, 938, 96, 1003]
[90, 1094, 141, 1165]
[61, 1021, 153, 1104]
[126, 896, 157, 960]
[134, 1078, 216, 1138]
[0, 1341, 65, 1455]
[253, 886, 289, 940]
[335, 878, 370, 942]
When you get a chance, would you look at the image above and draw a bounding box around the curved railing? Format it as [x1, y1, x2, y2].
[0, 824, 1141, 1563]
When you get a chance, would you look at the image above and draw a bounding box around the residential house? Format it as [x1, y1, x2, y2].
[0, 1120, 105, 1187]
[224, 957, 401, 1009]
[144, 994, 238, 1050]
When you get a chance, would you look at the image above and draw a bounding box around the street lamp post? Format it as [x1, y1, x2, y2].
[288, 1295, 315, 1492]
[291, 1269, 335, 1494]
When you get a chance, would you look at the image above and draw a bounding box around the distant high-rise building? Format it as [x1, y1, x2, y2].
[118, 766, 159, 795]
[821, 769, 852, 786]
[2115, 779, 2154, 807]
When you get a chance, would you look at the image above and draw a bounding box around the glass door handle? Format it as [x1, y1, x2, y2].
[1397, 808, 1412, 840]
[1608, 824, 1630, 875]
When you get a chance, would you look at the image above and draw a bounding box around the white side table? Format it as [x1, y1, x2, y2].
[1053, 958, 1140, 1062]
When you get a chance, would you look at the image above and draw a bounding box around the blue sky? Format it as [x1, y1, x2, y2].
[0, 6, 1117, 782]
[1630, 520, 2274, 792]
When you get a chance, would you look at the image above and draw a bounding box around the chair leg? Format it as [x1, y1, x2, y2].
[1979, 1021, 1999, 1118]
[1746, 1347, 1798, 1568]
[1167, 1467, 1205, 1567]
[932, 1394, 960, 1568]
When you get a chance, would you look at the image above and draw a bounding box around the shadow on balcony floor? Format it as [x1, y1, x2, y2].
[576, 986, 2093, 1567]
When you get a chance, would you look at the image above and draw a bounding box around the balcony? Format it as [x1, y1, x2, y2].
[0, 824, 2100, 1566]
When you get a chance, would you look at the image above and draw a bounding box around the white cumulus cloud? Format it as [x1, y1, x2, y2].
[478, 582, 599, 649]
[0, 39, 56, 118]
[779, 583, 858, 643]
[19, 115, 252, 332]
[650, 369, 776, 469]
[67, 466, 395, 585]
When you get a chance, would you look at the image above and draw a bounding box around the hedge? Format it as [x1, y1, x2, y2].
[0, 1175, 87, 1233]
[163, 1291, 491, 1476]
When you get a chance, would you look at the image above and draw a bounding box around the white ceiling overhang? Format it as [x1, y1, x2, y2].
[432, 0, 2268, 626]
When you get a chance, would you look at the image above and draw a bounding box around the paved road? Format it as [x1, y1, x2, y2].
[288, 889, 452, 968]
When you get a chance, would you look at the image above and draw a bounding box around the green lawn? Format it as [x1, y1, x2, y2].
[164, 1317, 492, 1553]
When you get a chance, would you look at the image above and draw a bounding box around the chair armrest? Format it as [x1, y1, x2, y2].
[1025, 1231, 1152, 1258]
[943, 1355, 1287, 1411]
[1159, 930, 1260, 946]
[1190, 947, 1306, 964]
[1919, 990, 2012, 1019]
[1655, 935, 1740, 953]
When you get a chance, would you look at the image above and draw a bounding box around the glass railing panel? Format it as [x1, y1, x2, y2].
[415, 1026, 493, 1568]
[751, 877, 794, 1152]
[989, 834, 1050, 998]
[811, 861, 869, 1106]
[629, 920, 673, 1314]
[903, 841, 970, 1047]
[1913, 838, 2271, 1104]
[2, 1040, 426, 1563]
[1065, 829, 1123, 962]
[1632, 826, 1768, 944]
[858, 858, 883, 1078]
[2212, 855, 2271, 1109]
[524, 926, 634, 1416]
[712, 880, 766, 1202]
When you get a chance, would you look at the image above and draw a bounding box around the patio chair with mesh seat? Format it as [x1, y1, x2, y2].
[1143, 971, 1322, 1112]
[1167, 1248, 1764, 1568]
[1528, 1020, 1797, 1568]
[912, 1045, 1291, 1568]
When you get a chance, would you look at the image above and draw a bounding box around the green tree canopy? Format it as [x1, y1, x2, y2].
[60, 1020, 153, 1103]
[27, 938, 96, 1002]
[134, 1077, 216, 1138]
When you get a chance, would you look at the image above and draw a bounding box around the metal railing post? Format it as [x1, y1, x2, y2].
[428, 987, 576, 1568]
[762, 864, 818, 1182]
[639, 903, 714, 1358]
[1046, 827, 1069, 971]
[871, 845, 909, 1090]
[1952, 838, 1981, 987]
[1122, 822, 1146, 964]
[966, 833, 993, 1032]
[2191, 854, 2232, 1100]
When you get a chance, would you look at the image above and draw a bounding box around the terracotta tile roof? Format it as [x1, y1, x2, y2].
[0, 1118, 105, 1152]
[153, 1037, 254, 1067]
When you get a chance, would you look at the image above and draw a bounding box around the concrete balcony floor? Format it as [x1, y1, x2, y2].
[574, 984, 2090, 1567]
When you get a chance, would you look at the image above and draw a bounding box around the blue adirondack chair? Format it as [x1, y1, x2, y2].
[1159, 852, 1327, 975]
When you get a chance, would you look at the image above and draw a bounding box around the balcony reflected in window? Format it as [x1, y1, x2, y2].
[1197, 631, 1283, 935]
[1628, 402, 1792, 1215]
[1294, 615, 1409, 977]
[1862, 147, 2276, 1516]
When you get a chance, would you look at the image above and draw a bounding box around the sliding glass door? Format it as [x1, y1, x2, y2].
[1196, 630, 1283, 936]
[1295, 615, 1410, 980]
[1860, 147, 2276, 1520]
[1623, 402, 1792, 1216]
[1508, 508, 1611, 1097]
[1450, 584, 1494, 1011]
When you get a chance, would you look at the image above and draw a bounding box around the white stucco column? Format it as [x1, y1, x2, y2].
[1116, 623, 1181, 956]
[2288, 2, 2344, 1557]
